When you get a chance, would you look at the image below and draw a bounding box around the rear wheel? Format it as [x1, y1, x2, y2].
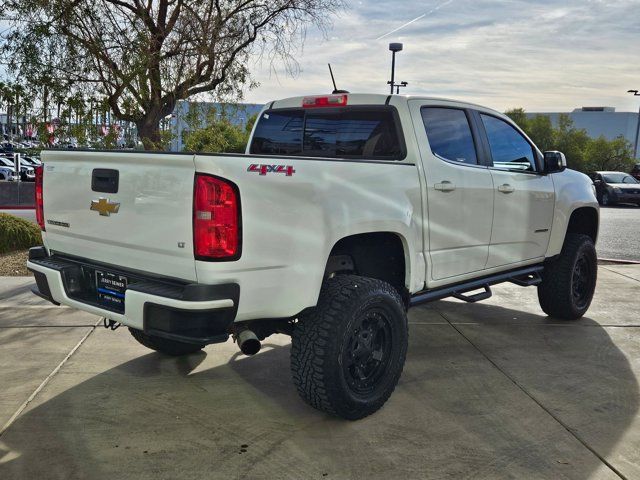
[129, 328, 205, 356]
[537, 234, 597, 320]
[291, 275, 408, 420]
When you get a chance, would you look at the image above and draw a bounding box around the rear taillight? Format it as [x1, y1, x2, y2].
[35, 165, 45, 231]
[193, 174, 241, 260]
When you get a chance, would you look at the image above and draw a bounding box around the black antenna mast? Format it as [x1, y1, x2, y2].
[328, 64, 349, 94]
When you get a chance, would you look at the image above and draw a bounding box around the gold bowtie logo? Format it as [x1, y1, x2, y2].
[90, 198, 120, 216]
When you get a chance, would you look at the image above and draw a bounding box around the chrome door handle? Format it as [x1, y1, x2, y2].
[434, 181, 456, 192]
[498, 184, 515, 194]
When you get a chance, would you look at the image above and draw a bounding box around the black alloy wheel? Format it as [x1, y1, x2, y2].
[342, 308, 394, 397]
[572, 254, 594, 311]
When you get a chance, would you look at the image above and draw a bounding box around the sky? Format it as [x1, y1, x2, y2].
[1, 0, 639, 113]
[242, 0, 640, 113]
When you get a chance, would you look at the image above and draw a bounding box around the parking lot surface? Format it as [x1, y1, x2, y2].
[0, 265, 639, 479]
[598, 205, 640, 262]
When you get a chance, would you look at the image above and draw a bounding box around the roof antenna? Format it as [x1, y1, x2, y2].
[328, 64, 349, 94]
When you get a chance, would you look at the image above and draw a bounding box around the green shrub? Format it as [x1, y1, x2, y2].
[504, 108, 634, 174]
[0, 213, 42, 255]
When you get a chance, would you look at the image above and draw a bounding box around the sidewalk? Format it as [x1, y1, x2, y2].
[0, 266, 639, 479]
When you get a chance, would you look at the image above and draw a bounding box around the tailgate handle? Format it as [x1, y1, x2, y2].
[92, 169, 119, 194]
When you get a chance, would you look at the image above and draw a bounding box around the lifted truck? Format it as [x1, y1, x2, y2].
[28, 93, 599, 420]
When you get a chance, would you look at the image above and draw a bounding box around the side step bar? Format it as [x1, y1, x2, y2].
[410, 265, 543, 307]
[509, 270, 543, 287]
[451, 284, 492, 303]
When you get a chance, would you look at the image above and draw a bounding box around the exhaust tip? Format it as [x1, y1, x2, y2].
[237, 329, 261, 356]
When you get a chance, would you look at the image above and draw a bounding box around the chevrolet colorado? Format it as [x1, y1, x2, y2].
[28, 93, 599, 419]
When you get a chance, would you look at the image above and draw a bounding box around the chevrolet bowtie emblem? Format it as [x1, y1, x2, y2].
[90, 198, 120, 216]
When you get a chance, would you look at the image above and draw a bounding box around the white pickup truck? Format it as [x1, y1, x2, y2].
[28, 93, 599, 420]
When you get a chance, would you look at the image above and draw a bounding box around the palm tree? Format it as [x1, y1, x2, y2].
[0, 82, 23, 140]
[0, 81, 8, 137]
[13, 84, 26, 139]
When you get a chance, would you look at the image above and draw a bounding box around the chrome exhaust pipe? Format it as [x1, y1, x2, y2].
[237, 329, 261, 356]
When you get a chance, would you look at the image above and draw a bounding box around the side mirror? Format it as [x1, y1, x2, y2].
[543, 151, 567, 174]
[594, 179, 602, 185]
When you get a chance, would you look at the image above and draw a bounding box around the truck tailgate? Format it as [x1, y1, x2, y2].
[41, 150, 197, 281]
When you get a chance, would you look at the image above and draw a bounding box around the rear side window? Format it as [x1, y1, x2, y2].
[421, 107, 478, 165]
[248, 110, 304, 155]
[250, 107, 404, 160]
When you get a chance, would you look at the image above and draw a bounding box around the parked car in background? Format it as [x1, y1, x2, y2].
[21, 155, 42, 167]
[631, 164, 640, 181]
[593, 171, 640, 206]
[0, 155, 35, 182]
[0, 142, 14, 153]
[0, 165, 19, 181]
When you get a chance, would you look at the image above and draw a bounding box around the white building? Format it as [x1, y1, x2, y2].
[527, 107, 640, 158]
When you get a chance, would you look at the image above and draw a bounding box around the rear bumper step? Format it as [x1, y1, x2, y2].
[410, 265, 544, 307]
[27, 247, 239, 344]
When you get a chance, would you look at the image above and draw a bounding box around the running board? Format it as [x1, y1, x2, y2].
[410, 265, 544, 307]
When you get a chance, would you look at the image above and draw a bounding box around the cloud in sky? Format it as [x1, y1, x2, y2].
[243, 0, 640, 112]
[1, 1, 638, 113]
[375, 0, 455, 40]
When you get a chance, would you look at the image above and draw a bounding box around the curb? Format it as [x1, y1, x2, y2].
[598, 258, 640, 265]
[0, 206, 35, 210]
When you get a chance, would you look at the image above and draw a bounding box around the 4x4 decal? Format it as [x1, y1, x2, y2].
[247, 164, 295, 176]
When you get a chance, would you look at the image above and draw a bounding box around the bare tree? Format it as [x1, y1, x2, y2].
[2, 0, 342, 149]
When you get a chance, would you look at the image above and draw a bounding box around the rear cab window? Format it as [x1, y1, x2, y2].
[250, 106, 405, 160]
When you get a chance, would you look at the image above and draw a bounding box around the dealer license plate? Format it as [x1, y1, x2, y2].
[95, 270, 128, 311]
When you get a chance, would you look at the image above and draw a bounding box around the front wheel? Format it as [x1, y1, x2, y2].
[291, 275, 408, 420]
[537, 234, 597, 320]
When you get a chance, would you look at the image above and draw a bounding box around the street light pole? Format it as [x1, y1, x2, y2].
[628, 90, 640, 160]
[387, 43, 408, 94]
[389, 49, 396, 94]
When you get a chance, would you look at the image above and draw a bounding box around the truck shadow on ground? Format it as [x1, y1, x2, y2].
[0, 301, 637, 479]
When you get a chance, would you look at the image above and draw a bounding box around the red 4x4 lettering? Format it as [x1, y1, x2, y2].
[248, 164, 295, 176]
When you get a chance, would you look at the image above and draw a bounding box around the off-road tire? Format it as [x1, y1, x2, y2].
[537, 234, 597, 320]
[129, 328, 205, 356]
[291, 275, 408, 420]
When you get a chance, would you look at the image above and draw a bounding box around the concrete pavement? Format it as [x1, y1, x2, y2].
[598, 205, 640, 262]
[0, 266, 639, 479]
